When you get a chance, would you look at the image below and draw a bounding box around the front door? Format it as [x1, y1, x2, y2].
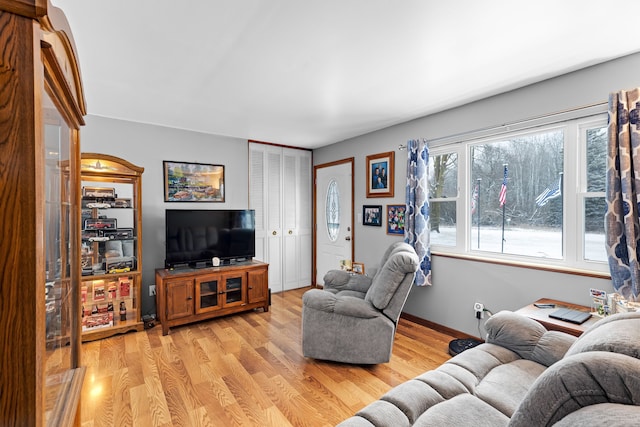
[314, 159, 354, 285]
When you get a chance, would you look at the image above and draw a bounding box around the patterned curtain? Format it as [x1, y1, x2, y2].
[405, 139, 432, 286]
[605, 88, 640, 301]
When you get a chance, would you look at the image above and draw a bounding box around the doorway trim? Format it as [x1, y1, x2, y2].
[313, 157, 355, 286]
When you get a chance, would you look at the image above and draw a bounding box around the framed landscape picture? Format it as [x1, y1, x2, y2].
[387, 204, 406, 235]
[163, 161, 225, 202]
[363, 205, 382, 226]
[366, 151, 394, 198]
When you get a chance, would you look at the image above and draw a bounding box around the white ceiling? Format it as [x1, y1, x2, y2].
[53, 0, 640, 149]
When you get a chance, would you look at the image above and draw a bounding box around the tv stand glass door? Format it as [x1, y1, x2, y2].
[195, 274, 220, 314]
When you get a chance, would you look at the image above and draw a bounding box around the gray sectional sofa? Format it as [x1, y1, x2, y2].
[338, 310, 640, 426]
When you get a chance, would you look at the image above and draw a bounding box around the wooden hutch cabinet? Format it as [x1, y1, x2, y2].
[79, 153, 144, 341]
[156, 261, 269, 335]
[0, 1, 86, 425]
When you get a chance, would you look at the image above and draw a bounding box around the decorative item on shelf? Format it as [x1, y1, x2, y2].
[119, 277, 131, 297]
[163, 160, 225, 202]
[107, 282, 117, 299]
[212, 256, 220, 267]
[92, 281, 105, 301]
[82, 186, 116, 199]
[119, 301, 127, 321]
[366, 151, 394, 198]
[387, 204, 406, 235]
[363, 205, 382, 226]
[84, 217, 117, 230]
[339, 259, 352, 271]
[352, 262, 365, 275]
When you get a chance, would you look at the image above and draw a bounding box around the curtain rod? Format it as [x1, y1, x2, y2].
[398, 101, 608, 151]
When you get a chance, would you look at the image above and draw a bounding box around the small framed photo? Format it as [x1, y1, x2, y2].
[352, 262, 365, 275]
[363, 205, 382, 226]
[163, 161, 225, 202]
[366, 151, 394, 198]
[387, 204, 406, 235]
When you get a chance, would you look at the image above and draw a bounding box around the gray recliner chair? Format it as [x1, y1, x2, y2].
[302, 242, 419, 364]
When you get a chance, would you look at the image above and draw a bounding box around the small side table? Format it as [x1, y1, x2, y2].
[516, 298, 599, 337]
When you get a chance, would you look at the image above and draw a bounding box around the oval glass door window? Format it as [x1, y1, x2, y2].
[326, 179, 340, 242]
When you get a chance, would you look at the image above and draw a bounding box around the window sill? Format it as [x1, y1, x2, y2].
[431, 250, 611, 279]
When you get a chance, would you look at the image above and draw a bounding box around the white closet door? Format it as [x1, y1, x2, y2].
[282, 150, 298, 291]
[297, 151, 313, 287]
[249, 147, 267, 262]
[249, 142, 312, 293]
[266, 148, 283, 291]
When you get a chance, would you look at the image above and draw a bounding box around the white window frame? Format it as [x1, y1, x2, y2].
[428, 111, 609, 276]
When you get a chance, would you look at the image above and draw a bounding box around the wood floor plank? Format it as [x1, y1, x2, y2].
[80, 286, 456, 426]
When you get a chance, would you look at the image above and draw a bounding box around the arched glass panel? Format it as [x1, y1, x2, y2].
[326, 179, 340, 241]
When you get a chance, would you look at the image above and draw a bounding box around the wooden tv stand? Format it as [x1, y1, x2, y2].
[155, 261, 269, 335]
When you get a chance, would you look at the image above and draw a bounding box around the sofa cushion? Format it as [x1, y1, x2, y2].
[509, 351, 640, 426]
[351, 399, 411, 427]
[475, 359, 546, 417]
[380, 379, 445, 424]
[552, 403, 640, 427]
[442, 343, 521, 392]
[565, 311, 640, 359]
[415, 369, 470, 400]
[414, 394, 509, 427]
[529, 331, 576, 367]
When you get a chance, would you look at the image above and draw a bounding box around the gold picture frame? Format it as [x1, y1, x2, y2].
[366, 151, 394, 198]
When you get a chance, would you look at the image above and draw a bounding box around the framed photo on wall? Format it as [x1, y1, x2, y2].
[366, 151, 394, 198]
[163, 161, 225, 202]
[363, 205, 382, 226]
[387, 204, 406, 235]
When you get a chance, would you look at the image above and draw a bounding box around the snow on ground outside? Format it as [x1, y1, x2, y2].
[430, 226, 606, 262]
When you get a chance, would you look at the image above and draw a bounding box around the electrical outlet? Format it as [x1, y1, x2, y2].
[149, 285, 156, 296]
[474, 302, 484, 319]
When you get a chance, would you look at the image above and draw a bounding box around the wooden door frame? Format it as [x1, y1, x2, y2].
[313, 157, 355, 286]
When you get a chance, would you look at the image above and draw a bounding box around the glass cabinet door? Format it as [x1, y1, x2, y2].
[195, 275, 221, 313]
[43, 92, 80, 421]
[222, 274, 245, 307]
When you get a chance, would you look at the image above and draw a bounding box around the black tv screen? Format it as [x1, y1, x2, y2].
[165, 209, 255, 268]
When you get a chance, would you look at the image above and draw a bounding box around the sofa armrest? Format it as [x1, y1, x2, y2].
[510, 351, 640, 426]
[322, 270, 373, 294]
[302, 289, 380, 319]
[485, 311, 576, 365]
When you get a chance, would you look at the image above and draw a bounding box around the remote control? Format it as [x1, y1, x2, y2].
[534, 303, 556, 309]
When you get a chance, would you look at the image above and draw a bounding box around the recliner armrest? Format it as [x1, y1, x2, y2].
[322, 270, 373, 294]
[302, 289, 380, 319]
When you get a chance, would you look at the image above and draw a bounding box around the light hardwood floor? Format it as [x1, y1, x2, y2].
[80, 287, 455, 426]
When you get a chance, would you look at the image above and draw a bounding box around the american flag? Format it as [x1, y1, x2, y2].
[499, 165, 508, 207]
[535, 176, 562, 207]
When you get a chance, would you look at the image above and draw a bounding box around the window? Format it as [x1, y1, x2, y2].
[470, 129, 564, 258]
[429, 152, 458, 246]
[582, 123, 607, 262]
[429, 112, 608, 274]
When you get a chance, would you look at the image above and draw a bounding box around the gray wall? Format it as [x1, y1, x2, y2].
[81, 116, 249, 317]
[82, 52, 640, 336]
[314, 52, 640, 337]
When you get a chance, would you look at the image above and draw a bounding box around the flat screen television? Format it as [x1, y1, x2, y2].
[165, 209, 255, 268]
